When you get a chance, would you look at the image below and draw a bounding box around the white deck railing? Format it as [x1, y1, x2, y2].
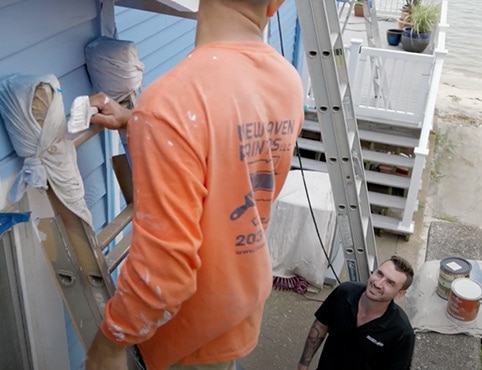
[399, 0, 448, 231]
[375, 0, 404, 17]
[352, 45, 434, 127]
[300, 0, 448, 235]
[351, 0, 448, 233]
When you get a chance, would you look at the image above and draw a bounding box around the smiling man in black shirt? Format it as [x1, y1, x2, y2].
[298, 255, 415, 370]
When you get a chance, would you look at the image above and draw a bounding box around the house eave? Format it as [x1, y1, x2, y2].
[115, 0, 197, 19]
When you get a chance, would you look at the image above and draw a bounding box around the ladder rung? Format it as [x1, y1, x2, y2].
[365, 170, 411, 189]
[106, 231, 132, 273]
[368, 191, 407, 209]
[358, 129, 419, 148]
[96, 203, 134, 250]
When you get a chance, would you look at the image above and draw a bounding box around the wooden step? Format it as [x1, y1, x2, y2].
[358, 129, 419, 148]
[302, 119, 321, 133]
[291, 156, 328, 172]
[297, 137, 414, 168]
[371, 213, 414, 235]
[362, 149, 414, 168]
[296, 137, 324, 153]
[303, 119, 420, 149]
[293, 155, 410, 189]
[365, 170, 411, 189]
[368, 191, 406, 210]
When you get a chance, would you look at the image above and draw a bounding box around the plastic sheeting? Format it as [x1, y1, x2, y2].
[85, 36, 144, 103]
[267, 170, 336, 288]
[0, 74, 93, 228]
[406, 260, 482, 337]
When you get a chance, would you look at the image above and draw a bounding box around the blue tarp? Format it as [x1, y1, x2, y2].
[0, 212, 31, 235]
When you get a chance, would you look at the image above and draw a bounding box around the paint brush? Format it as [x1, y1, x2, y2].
[67, 95, 99, 133]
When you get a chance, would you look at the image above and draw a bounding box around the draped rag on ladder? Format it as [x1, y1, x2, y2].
[0, 73, 93, 229]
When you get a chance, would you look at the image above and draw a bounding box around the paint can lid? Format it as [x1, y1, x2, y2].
[451, 278, 482, 300]
[440, 257, 472, 274]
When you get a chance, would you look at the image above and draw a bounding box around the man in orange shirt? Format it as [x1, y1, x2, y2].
[85, 0, 304, 369]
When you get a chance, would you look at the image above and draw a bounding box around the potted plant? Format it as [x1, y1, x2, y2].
[401, 2, 441, 53]
[354, 2, 364, 17]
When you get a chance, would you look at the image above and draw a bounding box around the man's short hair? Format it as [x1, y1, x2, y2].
[388, 255, 414, 290]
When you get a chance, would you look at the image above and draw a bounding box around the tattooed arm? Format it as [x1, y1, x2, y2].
[298, 319, 328, 370]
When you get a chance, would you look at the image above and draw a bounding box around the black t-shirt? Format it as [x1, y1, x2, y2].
[315, 282, 414, 370]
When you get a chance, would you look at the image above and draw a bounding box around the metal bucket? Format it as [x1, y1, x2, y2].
[437, 257, 472, 300]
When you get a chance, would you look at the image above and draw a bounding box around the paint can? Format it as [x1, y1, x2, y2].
[446, 278, 482, 323]
[437, 257, 472, 300]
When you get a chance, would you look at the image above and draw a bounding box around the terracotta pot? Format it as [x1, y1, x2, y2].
[354, 4, 364, 17]
[397, 17, 411, 30]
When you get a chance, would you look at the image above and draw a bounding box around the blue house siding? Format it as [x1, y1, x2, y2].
[115, 6, 197, 86]
[0, 0, 110, 223]
[0, 0, 116, 368]
[114, 2, 301, 88]
[268, 1, 301, 68]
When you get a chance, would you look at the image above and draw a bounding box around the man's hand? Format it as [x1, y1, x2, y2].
[85, 329, 128, 370]
[89, 92, 132, 130]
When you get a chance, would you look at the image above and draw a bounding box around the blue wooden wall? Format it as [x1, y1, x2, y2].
[269, 1, 302, 68]
[0, 1, 109, 369]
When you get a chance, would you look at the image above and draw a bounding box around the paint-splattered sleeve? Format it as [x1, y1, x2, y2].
[100, 84, 208, 345]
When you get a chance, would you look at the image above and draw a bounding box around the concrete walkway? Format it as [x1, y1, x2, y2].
[238, 70, 482, 370]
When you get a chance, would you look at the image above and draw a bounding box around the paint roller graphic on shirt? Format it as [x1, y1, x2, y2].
[230, 171, 274, 221]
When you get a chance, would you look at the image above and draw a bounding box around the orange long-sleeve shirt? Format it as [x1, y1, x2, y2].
[101, 41, 304, 369]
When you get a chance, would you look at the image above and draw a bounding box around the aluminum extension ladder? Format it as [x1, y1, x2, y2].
[33, 127, 143, 369]
[295, 0, 378, 282]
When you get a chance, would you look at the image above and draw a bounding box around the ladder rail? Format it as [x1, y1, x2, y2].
[33, 149, 142, 368]
[361, 0, 382, 48]
[296, 0, 378, 282]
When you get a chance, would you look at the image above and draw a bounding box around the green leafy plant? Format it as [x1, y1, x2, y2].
[405, 0, 420, 8]
[406, 2, 441, 34]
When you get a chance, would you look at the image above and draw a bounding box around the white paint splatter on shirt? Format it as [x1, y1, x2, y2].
[155, 285, 163, 299]
[112, 325, 126, 341]
[142, 268, 150, 284]
[187, 111, 197, 121]
[167, 140, 174, 146]
[157, 311, 173, 327]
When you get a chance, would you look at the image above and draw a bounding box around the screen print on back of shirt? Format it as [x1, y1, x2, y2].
[231, 119, 296, 254]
